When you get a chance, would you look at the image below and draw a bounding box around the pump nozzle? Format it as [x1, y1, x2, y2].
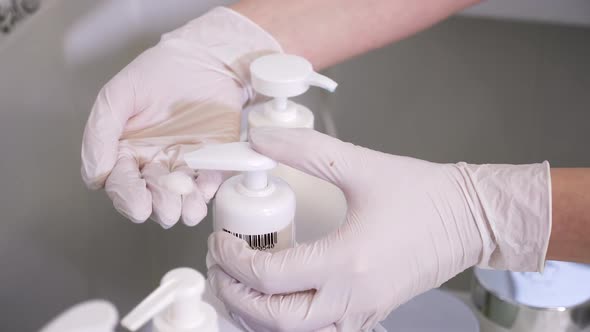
[160, 143, 276, 195]
[121, 268, 218, 332]
[250, 54, 338, 99]
[308, 71, 338, 92]
[183, 142, 277, 191]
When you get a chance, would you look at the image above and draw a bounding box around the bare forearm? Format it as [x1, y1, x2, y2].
[548, 168, 590, 263]
[232, 0, 480, 70]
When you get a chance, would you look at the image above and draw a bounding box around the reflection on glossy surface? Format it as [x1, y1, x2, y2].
[472, 265, 590, 332]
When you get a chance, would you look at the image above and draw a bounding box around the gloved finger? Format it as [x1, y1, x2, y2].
[105, 155, 152, 223]
[142, 162, 181, 228]
[81, 72, 136, 189]
[171, 166, 208, 226]
[196, 170, 226, 202]
[208, 231, 331, 295]
[208, 265, 340, 332]
[249, 127, 356, 188]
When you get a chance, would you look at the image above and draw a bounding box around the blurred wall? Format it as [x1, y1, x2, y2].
[0, 1, 589, 331]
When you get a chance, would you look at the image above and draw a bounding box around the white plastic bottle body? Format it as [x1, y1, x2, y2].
[247, 103, 347, 244]
[213, 174, 296, 252]
[271, 165, 346, 243]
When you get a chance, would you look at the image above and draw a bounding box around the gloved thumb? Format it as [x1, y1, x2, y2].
[249, 127, 356, 188]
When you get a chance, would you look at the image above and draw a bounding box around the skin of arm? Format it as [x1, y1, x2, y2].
[548, 169, 590, 263]
[231, 0, 481, 69]
[231, 1, 590, 264]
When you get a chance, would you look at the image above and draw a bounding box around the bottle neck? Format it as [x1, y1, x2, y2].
[264, 99, 297, 123]
[272, 97, 288, 111]
[237, 172, 275, 197]
[242, 170, 268, 191]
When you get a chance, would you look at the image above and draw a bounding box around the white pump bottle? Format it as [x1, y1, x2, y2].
[183, 142, 296, 252]
[121, 267, 218, 332]
[247, 54, 347, 243]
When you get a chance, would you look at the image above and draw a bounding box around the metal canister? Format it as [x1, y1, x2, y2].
[472, 264, 590, 332]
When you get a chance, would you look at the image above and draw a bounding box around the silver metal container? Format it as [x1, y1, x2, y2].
[472, 267, 590, 332]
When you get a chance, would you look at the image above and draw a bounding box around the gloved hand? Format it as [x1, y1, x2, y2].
[207, 128, 551, 331]
[81, 7, 281, 227]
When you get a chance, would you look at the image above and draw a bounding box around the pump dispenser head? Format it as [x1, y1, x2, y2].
[122, 268, 218, 332]
[251, 53, 337, 100]
[248, 54, 338, 128]
[184, 142, 276, 192]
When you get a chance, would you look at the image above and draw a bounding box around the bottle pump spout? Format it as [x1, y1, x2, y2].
[308, 71, 338, 92]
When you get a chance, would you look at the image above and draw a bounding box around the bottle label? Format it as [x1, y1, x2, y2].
[223, 229, 278, 251]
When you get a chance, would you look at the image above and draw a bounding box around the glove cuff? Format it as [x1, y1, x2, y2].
[457, 161, 552, 272]
[161, 7, 283, 104]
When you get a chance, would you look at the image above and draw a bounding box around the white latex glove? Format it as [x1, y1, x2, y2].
[81, 7, 281, 227]
[208, 128, 551, 331]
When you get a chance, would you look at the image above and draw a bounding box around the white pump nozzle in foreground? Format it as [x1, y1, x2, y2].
[122, 268, 218, 332]
[184, 142, 277, 191]
[159, 142, 277, 195]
